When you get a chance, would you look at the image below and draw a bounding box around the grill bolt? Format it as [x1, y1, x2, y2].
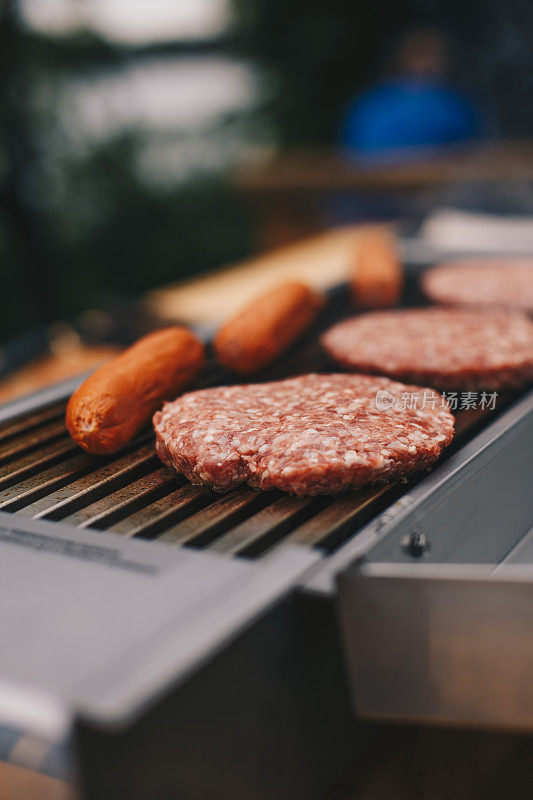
[402, 531, 429, 558]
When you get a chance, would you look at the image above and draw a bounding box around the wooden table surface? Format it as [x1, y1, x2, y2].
[3, 224, 533, 799]
[236, 141, 533, 195]
[4, 726, 533, 800]
[0, 762, 70, 800]
[234, 141, 533, 250]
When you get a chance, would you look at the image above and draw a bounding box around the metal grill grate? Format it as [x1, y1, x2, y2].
[0, 391, 512, 559]
[0, 287, 520, 559]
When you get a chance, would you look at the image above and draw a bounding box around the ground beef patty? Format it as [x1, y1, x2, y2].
[422, 259, 533, 313]
[153, 373, 454, 495]
[322, 307, 533, 391]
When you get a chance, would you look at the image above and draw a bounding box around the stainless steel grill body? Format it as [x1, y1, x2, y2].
[1, 279, 532, 799]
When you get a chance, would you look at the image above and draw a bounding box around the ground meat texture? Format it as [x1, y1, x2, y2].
[422, 259, 533, 313]
[321, 308, 533, 391]
[153, 373, 454, 495]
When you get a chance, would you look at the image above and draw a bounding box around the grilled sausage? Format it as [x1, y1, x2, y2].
[351, 230, 403, 308]
[214, 281, 324, 374]
[66, 326, 204, 455]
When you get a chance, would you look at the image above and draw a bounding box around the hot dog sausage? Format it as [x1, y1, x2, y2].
[66, 326, 204, 454]
[351, 230, 403, 308]
[214, 281, 324, 374]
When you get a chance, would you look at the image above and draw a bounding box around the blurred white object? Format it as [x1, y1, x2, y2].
[20, 0, 232, 43]
[420, 208, 533, 254]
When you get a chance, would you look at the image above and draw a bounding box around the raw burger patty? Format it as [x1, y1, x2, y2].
[153, 373, 454, 495]
[422, 259, 533, 313]
[322, 307, 533, 391]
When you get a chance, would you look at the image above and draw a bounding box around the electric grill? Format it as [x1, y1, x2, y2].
[0, 275, 532, 800]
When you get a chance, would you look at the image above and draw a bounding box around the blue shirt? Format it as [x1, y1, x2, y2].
[341, 78, 484, 158]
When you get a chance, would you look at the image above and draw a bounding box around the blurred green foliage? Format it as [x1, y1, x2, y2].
[0, 0, 423, 342]
[4, 0, 532, 343]
[0, 1, 255, 341]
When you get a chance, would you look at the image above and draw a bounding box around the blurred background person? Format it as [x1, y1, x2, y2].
[340, 27, 486, 161]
